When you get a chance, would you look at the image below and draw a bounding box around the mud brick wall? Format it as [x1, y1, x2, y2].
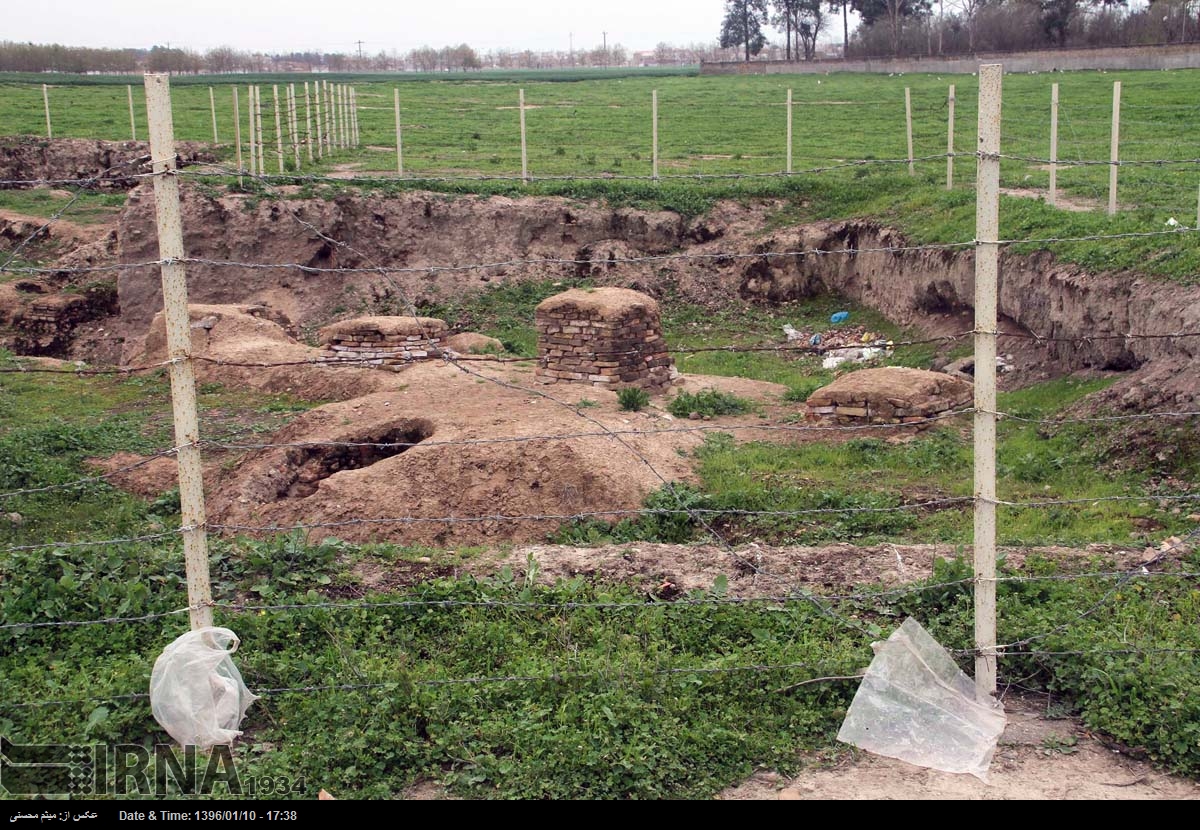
[535, 288, 675, 392]
[317, 316, 448, 370]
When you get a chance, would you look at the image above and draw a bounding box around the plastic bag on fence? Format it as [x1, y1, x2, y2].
[837, 617, 1007, 781]
[150, 627, 257, 749]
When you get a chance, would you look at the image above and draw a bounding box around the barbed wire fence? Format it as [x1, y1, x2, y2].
[0, 70, 1198, 778]
[13, 72, 1200, 220]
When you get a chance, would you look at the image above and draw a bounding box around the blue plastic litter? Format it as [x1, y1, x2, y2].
[809, 333, 822, 346]
[830, 311, 850, 324]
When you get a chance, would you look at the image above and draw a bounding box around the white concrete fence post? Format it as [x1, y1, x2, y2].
[304, 82, 314, 163]
[272, 85, 285, 173]
[254, 86, 265, 177]
[314, 81, 324, 161]
[42, 84, 52, 139]
[288, 84, 301, 171]
[652, 89, 659, 181]
[232, 87, 243, 188]
[209, 86, 218, 144]
[973, 63, 1002, 702]
[1049, 83, 1059, 208]
[905, 86, 914, 176]
[143, 73, 214, 632]
[395, 88, 404, 175]
[1108, 80, 1121, 216]
[519, 88, 529, 183]
[786, 88, 793, 176]
[128, 84, 137, 141]
[946, 84, 955, 190]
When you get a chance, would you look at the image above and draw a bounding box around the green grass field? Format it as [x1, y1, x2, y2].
[4, 68, 1199, 280]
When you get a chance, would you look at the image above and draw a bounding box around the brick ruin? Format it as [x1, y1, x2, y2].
[318, 316, 449, 369]
[805, 367, 973, 427]
[535, 287, 676, 392]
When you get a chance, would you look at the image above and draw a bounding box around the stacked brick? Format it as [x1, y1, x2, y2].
[317, 316, 448, 370]
[535, 288, 676, 392]
[805, 367, 973, 427]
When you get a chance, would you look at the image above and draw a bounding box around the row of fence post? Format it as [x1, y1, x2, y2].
[32, 80, 1199, 222]
[231, 80, 360, 176]
[142, 67, 1007, 701]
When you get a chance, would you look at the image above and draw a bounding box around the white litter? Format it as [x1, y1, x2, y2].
[150, 627, 257, 749]
[837, 618, 1007, 781]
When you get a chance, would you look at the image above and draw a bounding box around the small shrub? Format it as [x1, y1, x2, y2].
[667, 389, 751, 419]
[618, 387, 650, 412]
[782, 377, 825, 402]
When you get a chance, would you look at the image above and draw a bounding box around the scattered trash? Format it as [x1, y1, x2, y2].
[150, 627, 257, 749]
[822, 345, 891, 370]
[782, 323, 802, 342]
[837, 618, 1007, 781]
[830, 311, 850, 325]
[809, 333, 822, 347]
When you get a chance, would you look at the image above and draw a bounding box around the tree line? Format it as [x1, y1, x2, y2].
[719, 0, 1199, 61]
[2, 2, 1197, 76]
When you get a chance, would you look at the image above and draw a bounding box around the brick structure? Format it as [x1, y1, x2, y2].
[318, 316, 448, 370]
[805, 367, 973, 426]
[535, 288, 675, 392]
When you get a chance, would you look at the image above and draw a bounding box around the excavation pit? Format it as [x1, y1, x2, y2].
[281, 419, 434, 499]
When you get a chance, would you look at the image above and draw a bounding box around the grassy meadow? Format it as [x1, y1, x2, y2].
[1, 67, 1200, 798]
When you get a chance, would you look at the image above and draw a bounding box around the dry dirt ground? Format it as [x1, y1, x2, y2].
[722, 698, 1200, 800]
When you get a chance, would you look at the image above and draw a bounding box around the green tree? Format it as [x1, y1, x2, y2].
[720, 0, 770, 60]
[852, 0, 934, 55]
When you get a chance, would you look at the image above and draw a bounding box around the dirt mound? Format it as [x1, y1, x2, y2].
[442, 332, 503, 355]
[0, 137, 215, 189]
[206, 363, 706, 546]
[536, 286, 660, 317]
[807, 367, 973, 424]
[138, 303, 397, 402]
[86, 452, 179, 498]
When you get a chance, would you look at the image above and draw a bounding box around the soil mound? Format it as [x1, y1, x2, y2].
[139, 303, 398, 402]
[206, 364, 704, 546]
[807, 367, 973, 424]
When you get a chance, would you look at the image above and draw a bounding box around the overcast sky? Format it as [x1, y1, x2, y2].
[6, 0, 809, 55]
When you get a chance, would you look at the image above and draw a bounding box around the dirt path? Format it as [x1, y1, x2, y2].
[721, 695, 1200, 800]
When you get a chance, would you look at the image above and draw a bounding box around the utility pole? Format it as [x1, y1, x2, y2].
[569, 32, 574, 66]
[356, 40, 365, 62]
[603, 31, 608, 69]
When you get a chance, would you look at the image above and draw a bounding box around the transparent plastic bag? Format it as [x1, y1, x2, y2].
[837, 617, 1007, 780]
[149, 627, 257, 749]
